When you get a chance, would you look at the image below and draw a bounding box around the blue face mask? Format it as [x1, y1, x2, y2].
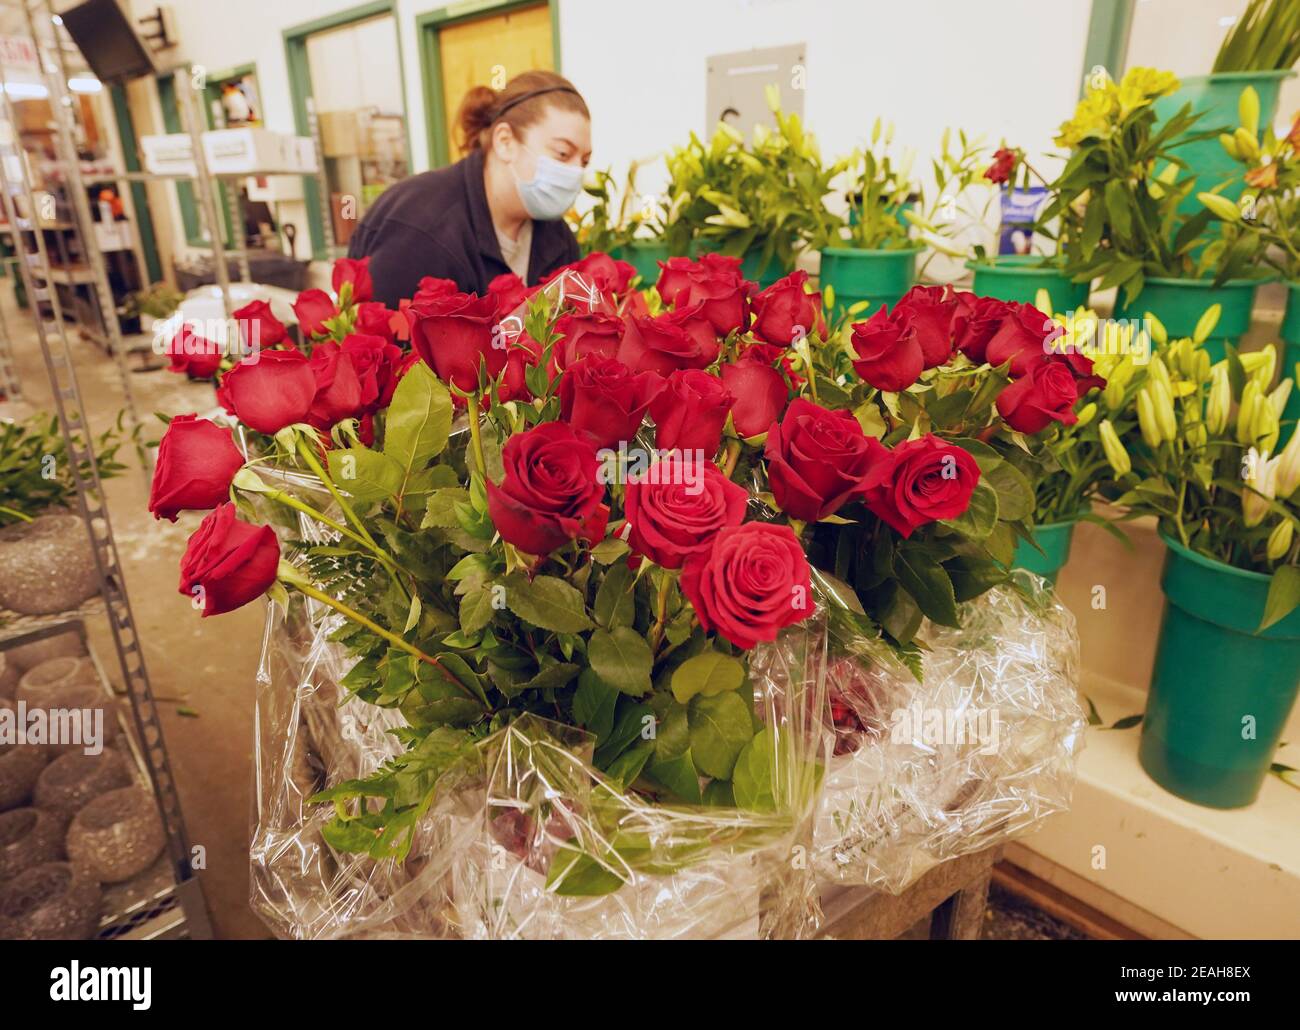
[513, 145, 584, 221]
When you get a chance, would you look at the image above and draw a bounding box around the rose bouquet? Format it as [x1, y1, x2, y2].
[149, 248, 1092, 932]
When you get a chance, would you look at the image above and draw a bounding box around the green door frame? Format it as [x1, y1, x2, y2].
[283, 0, 415, 260]
[155, 73, 206, 248]
[109, 83, 163, 283]
[416, 0, 562, 170]
[1081, 0, 1135, 95]
[202, 62, 260, 248]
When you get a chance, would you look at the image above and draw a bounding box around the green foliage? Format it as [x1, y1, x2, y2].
[1213, 0, 1300, 72]
[0, 412, 128, 525]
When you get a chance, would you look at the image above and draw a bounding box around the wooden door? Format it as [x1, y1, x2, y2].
[438, 3, 553, 163]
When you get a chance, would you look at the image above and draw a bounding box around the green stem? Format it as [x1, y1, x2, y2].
[263, 488, 403, 581]
[466, 393, 487, 477]
[296, 438, 382, 552]
[0, 506, 33, 523]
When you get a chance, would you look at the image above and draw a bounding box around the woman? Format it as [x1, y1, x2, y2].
[347, 70, 591, 307]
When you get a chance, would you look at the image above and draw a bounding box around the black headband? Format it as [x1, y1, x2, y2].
[491, 85, 580, 121]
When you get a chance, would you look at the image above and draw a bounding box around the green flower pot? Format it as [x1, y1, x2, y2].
[1139, 535, 1300, 809]
[1280, 282, 1300, 442]
[1011, 521, 1076, 584]
[611, 240, 674, 287]
[1115, 276, 1260, 364]
[819, 246, 921, 316]
[967, 256, 1090, 312]
[688, 240, 789, 289]
[1154, 70, 1296, 218]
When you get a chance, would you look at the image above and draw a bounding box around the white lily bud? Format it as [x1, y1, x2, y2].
[1207, 363, 1231, 434]
[1138, 389, 1164, 448]
[1243, 448, 1279, 527]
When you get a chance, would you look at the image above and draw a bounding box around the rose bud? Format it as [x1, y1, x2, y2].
[148, 415, 244, 521]
[499, 333, 543, 403]
[850, 308, 924, 392]
[655, 256, 697, 307]
[407, 289, 503, 393]
[559, 354, 664, 449]
[166, 324, 222, 380]
[682, 253, 751, 336]
[650, 368, 734, 458]
[485, 421, 606, 556]
[553, 311, 624, 369]
[216, 349, 316, 434]
[996, 360, 1085, 434]
[765, 398, 891, 522]
[950, 292, 1009, 364]
[292, 289, 337, 339]
[306, 341, 364, 429]
[331, 256, 373, 304]
[624, 452, 747, 569]
[232, 299, 289, 352]
[178, 502, 280, 616]
[680, 521, 813, 650]
[618, 309, 718, 376]
[861, 434, 981, 539]
[893, 285, 957, 368]
[720, 358, 789, 439]
[984, 301, 1056, 377]
[751, 270, 819, 346]
[487, 272, 529, 316]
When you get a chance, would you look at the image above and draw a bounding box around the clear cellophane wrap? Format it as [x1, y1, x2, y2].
[811, 571, 1087, 893]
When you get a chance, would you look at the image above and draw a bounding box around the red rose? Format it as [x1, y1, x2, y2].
[232, 300, 288, 352]
[655, 257, 696, 307]
[984, 302, 1055, 377]
[765, 398, 891, 522]
[354, 302, 399, 343]
[293, 289, 337, 339]
[499, 333, 543, 402]
[216, 349, 316, 434]
[996, 360, 1085, 434]
[554, 311, 624, 369]
[862, 435, 980, 538]
[559, 355, 664, 449]
[893, 285, 957, 368]
[148, 415, 244, 521]
[951, 292, 1009, 364]
[720, 358, 789, 438]
[485, 421, 606, 555]
[341, 333, 404, 412]
[166, 324, 222, 380]
[985, 147, 1018, 185]
[331, 257, 373, 304]
[751, 271, 819, 346]
[650, 369, 734, 458]
[306, 342, 364, 429]
[618, 309, 718, 376]
[488, 272, 529, 316]
[624, 453, 747, 569]
[1055, 349, 1106, 393]
[567, 252, 637, 295]
[675, 253, 751, 336]
[407, 289, 503, 393]
[744, 341, 804, 389]
[415, 276, 459, 301]
[178, 503, 280, 617]
[681, 522, 813, 650]
[850, 308, 923, 392]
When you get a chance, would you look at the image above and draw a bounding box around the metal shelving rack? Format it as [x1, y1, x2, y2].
[0, 0, 211, 940]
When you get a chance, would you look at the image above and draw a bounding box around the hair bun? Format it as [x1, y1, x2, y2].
[456, 85, 500, 153]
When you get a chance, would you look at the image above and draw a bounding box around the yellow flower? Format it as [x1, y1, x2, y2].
[1056, 89, 1119, 148]
[1245, 162, 1278, 190]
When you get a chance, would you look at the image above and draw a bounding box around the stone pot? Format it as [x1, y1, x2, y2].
[5, 629, 86, 672]
[0, 862, 101, 939]
[0, 699, 48, 811]
[0, 807, 64, 879]
[0, 514, 98, 616]
[34, 748, 132, 821]
[16, 656, 97, 709]
[67, 787, 165, 883]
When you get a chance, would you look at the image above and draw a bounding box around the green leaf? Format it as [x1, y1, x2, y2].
[687, 691, 754, 780]
[670, 649, 745, 704]
[327, 447, 403, 504]
[546, 845, 627, 896]
[593, 561, 636, 629]
[459, 586, 495, 634]
[594, 698, 653, 767]
[731, 728, 775, 811]
[941, 480, 999, 539]
[646, 702, 701, 803]
[894, 545, 960, 627]
[603, 739, 653, 788]
[422, 487, 471, 528]
[383, 363, 452, 483]
[502, 573, 593, 633]
[983, 460, 1035, 522]
[572, 669, 619, 740]
[588, 626, 653, 696]
[1260, 566, 1300, 632]
[590, 537, 630, 564]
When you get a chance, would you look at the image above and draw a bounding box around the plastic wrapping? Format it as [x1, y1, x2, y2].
[812, 571, 1086, 893]
[249, 482, 830, 938]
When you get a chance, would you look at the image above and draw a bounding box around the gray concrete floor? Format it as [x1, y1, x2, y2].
[2, 285, 1094, 940]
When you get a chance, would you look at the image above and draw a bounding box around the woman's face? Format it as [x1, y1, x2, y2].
[493, 106, 592, 179]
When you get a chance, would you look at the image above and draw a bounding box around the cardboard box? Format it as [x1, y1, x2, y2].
[318, 110, 359, 158]
[141, 133, 196, 176]
[202, 128, 295, 174]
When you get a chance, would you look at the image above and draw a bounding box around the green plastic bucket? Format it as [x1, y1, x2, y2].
[1115, 276, 1260, 364]
[1154, 70, 1296, 217]
[688, 240, 789, 289]
[967, 256, 1090, 312]
[1012, 521, 1076, 584]
[611, 240, 674, 287]
[1281, 282, 1300, 443]
[1139, 535, 1300, 808]
[819, 246, 921, 316]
